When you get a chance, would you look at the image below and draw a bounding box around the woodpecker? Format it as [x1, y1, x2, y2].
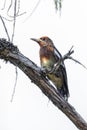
[31, 36, 69, 100]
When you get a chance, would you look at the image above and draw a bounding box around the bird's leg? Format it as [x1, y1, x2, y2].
[49, 59, 62, 74]
[40, 67, 52, 75]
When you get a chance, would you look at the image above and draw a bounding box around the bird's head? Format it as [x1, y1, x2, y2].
[31, 36, 54, 47]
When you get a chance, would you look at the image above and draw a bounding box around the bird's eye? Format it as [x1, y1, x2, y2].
[41, 38, 46, 41]
[43, 38, 46, 41]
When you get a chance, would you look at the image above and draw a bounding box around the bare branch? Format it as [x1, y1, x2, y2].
[11, 0, 18, 102]
[10, 66, 18, 102]
[11, 0, 17, 42]
[7, 0, 26, 18]
[67, 56, 87, 70]
[50, 46, 87, 74]
[1, 0, 6, 10]
[24, 0, 41, 21]
[0, 0, 26, 102]
[0, 0, 26, 23]
[0, 15, 10, 41]
[7, 0, 13, 17]
[63, 46, 87, 69]
[0, 39, 87, 130]
[1, 11, 26, 22]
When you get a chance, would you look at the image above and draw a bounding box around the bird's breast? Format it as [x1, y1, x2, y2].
[41, 57, 49, 65]
[40, 47, 56, 68]
[41, 56, 54, 69]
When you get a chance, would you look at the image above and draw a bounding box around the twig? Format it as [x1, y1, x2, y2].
[10, 66, 18, 102]
[11, 0, 18, 101]
[1, 0, 26, 22]
[11, 0, 17, 42]
[7, 0, 13, 17]
[66, 56, 87, 69]
[11, 0, 26, 41]
[1, 0, 6, 10]
[63, 46, 87, 69]
[24, 0, 41, 21]
[1, 12, 26, 22]
[50, 46, 87, 74]
[7, 0, 23, 18]
[0, 15, 10, 41]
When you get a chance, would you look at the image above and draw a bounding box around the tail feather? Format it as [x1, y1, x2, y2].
[57, 87, 69, 101]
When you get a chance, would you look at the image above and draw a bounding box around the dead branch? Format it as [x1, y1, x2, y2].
[0, 15, 10, 41]
[11, 0, 17, 42]
[50, 46, 87, 74]
[7, 0, 20, 17]
[0, 38, 87, 130]
[10, 66, 18, 102]
[1, 0, 6, 10]
[24, 0, 41, 21]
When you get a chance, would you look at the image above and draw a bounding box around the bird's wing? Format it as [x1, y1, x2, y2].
[54, 46, 69, 97]
[60, 65, 69, 97]
[54, 46, 65, 67]
[54, 46, 62, 59]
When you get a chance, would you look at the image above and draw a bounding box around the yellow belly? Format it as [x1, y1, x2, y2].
[41, 57, 63, 88]
[48, 73, 63, 88]
[41, 57, 55, 69]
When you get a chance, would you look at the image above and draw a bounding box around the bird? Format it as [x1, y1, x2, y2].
[31, 36, 69, 101]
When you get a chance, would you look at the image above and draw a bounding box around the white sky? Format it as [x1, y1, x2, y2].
[0, 0, 87, 130]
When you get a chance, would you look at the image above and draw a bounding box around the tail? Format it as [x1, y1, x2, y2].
[57, 87, 69, 101]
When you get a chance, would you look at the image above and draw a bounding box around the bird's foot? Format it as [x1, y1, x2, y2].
[40, 67, 51, 75]
[49, 62, 60, 74]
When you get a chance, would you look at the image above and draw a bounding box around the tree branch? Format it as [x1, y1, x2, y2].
[0, 16, 10, 41]
[0, 38, 87, 130]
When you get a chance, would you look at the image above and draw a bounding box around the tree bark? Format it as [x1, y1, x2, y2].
[0, 38, 87, 130]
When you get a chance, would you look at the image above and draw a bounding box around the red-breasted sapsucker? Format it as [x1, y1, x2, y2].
[31, 36, 69, 100]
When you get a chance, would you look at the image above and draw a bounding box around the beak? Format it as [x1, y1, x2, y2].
[30, 38, 40, 43]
